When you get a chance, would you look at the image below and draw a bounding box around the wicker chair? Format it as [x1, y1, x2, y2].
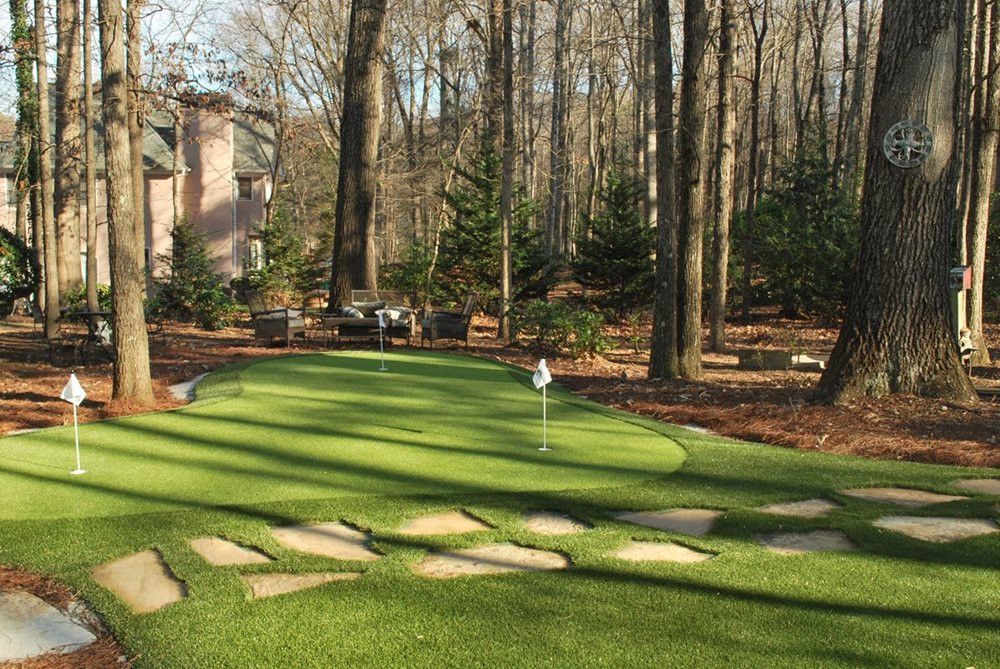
[244, 289, 306, 346]
[421, 292, 478, 348]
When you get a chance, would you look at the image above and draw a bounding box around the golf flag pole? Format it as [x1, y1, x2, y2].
[377, 312, 388, 371]
[59, 373, 87, 475]
[532, 359, 552, 451]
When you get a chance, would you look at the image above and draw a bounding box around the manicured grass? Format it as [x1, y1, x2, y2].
[0, 351, 997, 667]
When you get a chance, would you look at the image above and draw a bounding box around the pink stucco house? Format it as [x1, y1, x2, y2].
[0, 106, 277, 285]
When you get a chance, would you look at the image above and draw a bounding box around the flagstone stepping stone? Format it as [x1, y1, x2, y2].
[91, 550, 187, 613]
[399, 510, 493, 535]
[613, 509, 722, 537]
[756, 498, 841, 519]
[838, 487, 967, 508]
[872, 516, 1000, 543]
[242, 572, 361, 599]
[190, 537, 273, 566]
[168, 373, 208, 401]
[949, 479, 1000, 496]
[412, 543, 570, 578]
[271, 522, 381, 561]
[0, 592, 96, 662]
[523, 510, 591, 535]
[756, 530, 857, 555]
[610, 541, 713, 563]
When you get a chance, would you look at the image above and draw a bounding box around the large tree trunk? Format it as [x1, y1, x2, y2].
[97, 0, 154, 405]
[817, 0, 976, 404]
[328, 0, 388, 307]
[648, 0, 678, 379]
[54, 0, 83, 297]
[10, 0, 35, 247]
[35, 0, 59, 336]
[83, 0, 99, 312]
[675, 0, 709, 379]
[126, 0, 146, 284]
[709, 0, 736, 352]
[498, 0, 514, 340]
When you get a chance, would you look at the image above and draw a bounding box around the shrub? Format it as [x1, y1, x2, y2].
[511, 300, 610, 358]
[573, 169, 654, 320]
[0, 228, 37, 314]
[986, 193, 1000, 316]
[63, 284, 112, 313]
[152, 220, 235, 329]
[244, 212, 314, 306]
[380, 243, 435, 305]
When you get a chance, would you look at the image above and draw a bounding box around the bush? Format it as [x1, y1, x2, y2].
[573, 169, 655, 320]
[244, 211, 315, 306]
[511, 300, 610, 358]
[0, 228, 37, 314]
[63, 284, 112, 313]
[152, 220, 235, 329]
[380, 243, 435, 305]
[986, 193, 1000, 316]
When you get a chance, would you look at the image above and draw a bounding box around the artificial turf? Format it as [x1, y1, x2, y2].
[0, 350, 997, 667]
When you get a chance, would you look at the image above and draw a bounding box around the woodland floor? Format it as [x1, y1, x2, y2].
[1, 309, 998, 469]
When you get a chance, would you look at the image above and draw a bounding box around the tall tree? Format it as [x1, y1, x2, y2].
[97, 0, 155, 405]
[126, 0, 147, 270]
[741, 0, 769, 321]
[676, 0, 710, 378]
[35, 0, 59, 336]
[10, 0, 36, 245]
[54, 0, 83, 296]
[328, 0, 389, 306]
[498, 0, 514, 340]
[546, 0, 570, 257]
[648, 0, 678, 379]
[817, 0, 976, 403]
[83, 0, 99, 312]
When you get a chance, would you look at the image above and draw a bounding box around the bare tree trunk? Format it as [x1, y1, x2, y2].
[648, 0, 678, 379]
[641, 0, 656, 229]
[709, 0, 736, 352]
[742, 0, 769, 322]
[83, 0, 99, 312]
[98, 0, 154, 405]
[11, 0, 35, 247]
[498, 0, 514, 340]
[35, 0, 60, 336]
[126, 0, 146, 282]
[55, 0, 83, 296]
[817, 0, 976, 404]
[328, 0, 388, 307]
[547, 0, 569, 257]
[676, 0, 709, 379]
[844, 0, 869, 192]
[519, 0, 537, 201]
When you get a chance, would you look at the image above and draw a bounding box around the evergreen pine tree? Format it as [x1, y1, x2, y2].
[153, 220, 234, 329]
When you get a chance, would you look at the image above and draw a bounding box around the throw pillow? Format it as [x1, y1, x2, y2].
[351, 301, 386, 317]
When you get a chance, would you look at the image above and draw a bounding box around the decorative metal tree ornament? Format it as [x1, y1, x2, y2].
[883, 121, 933, 168]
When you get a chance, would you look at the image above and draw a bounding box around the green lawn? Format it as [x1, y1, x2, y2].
[0, 351, 997, 667]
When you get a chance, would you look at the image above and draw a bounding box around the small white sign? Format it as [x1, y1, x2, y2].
[60, 374, 87, 407]
[532, 359, 552, 389]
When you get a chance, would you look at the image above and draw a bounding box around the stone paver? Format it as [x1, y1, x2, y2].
[523, 510, 591, 535]
[91, 550, 187, 613]
[242, 572, 360, 599]
[190, 537, 273, 566]
[949, 479, 1000, 496]
[399, 510, 493, 535]
[756, 530, 856, 555]
[873, 516, 1000, 543]
[167, 373, 208, 401]
[271, 522, 381, 561]
[413, 543, 570, 578]
[611, 541, 713, 563]
[0, 592, 96, 662]
[613, 509, 722, 537]
[838, 487, 967, 508]
[756, 498, 841, 519]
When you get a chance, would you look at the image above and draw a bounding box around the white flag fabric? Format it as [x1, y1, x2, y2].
[532, 359, 552, 389]
[378, 311, 386, 329]
[60, 374, 86, 406]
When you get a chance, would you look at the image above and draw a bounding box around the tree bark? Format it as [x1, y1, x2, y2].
[83, 0, 99, 312]
[328, 0, 388, 307]
[97, 0, 154, 405]
[648, 0, 678, 379]
[676, 0, 709, 379]
[742, 0, 769, 322]
[844, 0, 869, 192]
[35, 0, 60, 336]
[126, 0, 146, 278]
[547, 0, 570, 258]
[55, 0, 83, 297]
[817, 0, 977, 404]
[498, 0, 514, 340]
[10, 0, 35, 247]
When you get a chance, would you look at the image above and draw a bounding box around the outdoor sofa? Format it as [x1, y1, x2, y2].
[319, 290, 418, 345]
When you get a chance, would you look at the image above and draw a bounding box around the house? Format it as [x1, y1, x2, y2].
[0, 106, 277, 285]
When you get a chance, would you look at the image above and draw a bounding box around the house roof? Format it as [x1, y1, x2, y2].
[233, 116, 277, 174]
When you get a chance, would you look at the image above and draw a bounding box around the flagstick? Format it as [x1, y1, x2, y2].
[70, 403, 86, 475]
[539, 383, 551, 451]
[378, 320, 388, 371]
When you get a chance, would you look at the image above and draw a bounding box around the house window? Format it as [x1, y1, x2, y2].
[248, 235, 264, 270]
[237, 176, 254, 201]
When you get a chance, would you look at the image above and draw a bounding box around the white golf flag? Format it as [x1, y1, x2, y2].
[532, 359, 552, 389]
[378, 311, 386, 329]
[60, 374, 86, 406]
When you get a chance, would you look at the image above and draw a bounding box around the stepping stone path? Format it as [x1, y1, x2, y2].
[614, 509, 722, 537]
[242, 572, 360, 599]
[271, 522, 381, 561]
[167, 373, 208, 401]
[949, 479, 1000, 496]
[91, 550, 187, 613]
[190, 537, 273, 566]
[756, 530, 856, 555]
[0, 592, 96, 662]
[838, 487, 967, 508]
[756, 498, 841, 519]
[523, 510, 591, 535]
[611, 541, 713, 564]
[873, 516, 1000, 543]
[413, 543, 570, 578]
[399, 510, 493, 535]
